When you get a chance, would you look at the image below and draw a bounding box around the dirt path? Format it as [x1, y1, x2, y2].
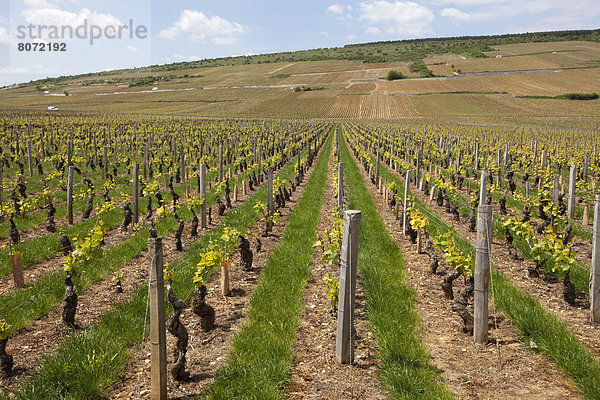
[287, 141, 385, 399]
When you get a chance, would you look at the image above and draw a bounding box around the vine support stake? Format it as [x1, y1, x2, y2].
[568, 165, 576, 220]
[27, 140, 33, 177]
[148, 236, 167, 400]
[67, 166, 74, 225]
[553, 176, 560, 204]
[474, 204, 492, 344]
[591, 195, 600, 322]
[416, 149, 422, 186]
[402, 170, 410, 235]
[337, 162, 344, 210]
[336, 210, 362, 364]
[479, 170, 488, 206]
[132, 163, 139, 225]
[199, 164, 207, 229]
[11, 252, 24, 288]
[267, 166, 274, 232]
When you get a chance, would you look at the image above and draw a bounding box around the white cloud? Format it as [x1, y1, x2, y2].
[0, 66, 29, 74]
[345, 34, 357, 40]
[22, 7, 123, 30]
[0, 64, 56, 75]
[126, 45, 139, 52]
[24, 0, 57, 9]
[158, 9, 245, 44]
[359, 1, 435, 36]
[440, 7, 469, 21]
[172, 54, 202, 62]
[327, 4, 346, 14]
[320, 31, 330, 36]
[0, 27, 16, 45]
[326, 4, 353, 21]
[366, 26, 381, 34]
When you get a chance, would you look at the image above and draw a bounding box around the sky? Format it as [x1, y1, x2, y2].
[0, 0, 599, 87]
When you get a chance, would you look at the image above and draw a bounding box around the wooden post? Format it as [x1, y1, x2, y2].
[403, 170, 410, 235]
[540, 150, 546, 169]
[553, 176, 560, 204]
[583, 205, 590, 226]
[200, 164, 207, 229]
[375, 146, 380, 179]
[68, 140, 73, 167]
[267, 166, 274, 232]
[336, 210, 362, 364]
[180, 145, 186, 183]
[11, 253, 24, 288]
[67, 166, 74, 225]
[221, 259, 230, 296]
[474, 203, 492, 344]
[429, 186, 436, 202]
[416, 149, 422, 186]
[218, 143, 223, 182]
[568, 165, 576, 220]
[132, 163, 139, 225]
[148, 236, 167, 400]
[337, 162, 344, 210]
[27, 140, 33, 177]
[0, 164, 3, 210]
[584, 152, 589, 181]
[479, 171, 488, 206]
[591, 195, 600, 322]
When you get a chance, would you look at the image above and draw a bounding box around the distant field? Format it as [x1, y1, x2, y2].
[0, 39, 598, 129]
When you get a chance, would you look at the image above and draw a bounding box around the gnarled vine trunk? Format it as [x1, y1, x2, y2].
[191, 285, 215, 332]
[166, 281, 190, 381]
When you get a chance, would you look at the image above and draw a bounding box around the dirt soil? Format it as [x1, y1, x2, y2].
[287, 143, 386, 399]
[348, 140, 579, 399]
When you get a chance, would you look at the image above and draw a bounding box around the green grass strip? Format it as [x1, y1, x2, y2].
[1, 133, 329, 400]
[339, 133, 453, 399]
[363, 137, 600, 400]
[208, 133, 333, 399]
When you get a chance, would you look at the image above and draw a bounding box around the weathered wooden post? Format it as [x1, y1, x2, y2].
[199, 164, 207, 229]
[11, 249, 24, 288]
[218, 143, 223, 182]
[336, 210, 362, 364]
[132, 163, 139, 225]
[375, 146, 380, 179]
[26, 140, 33, 177]
[475, 142, 479, 170]
[0, 164, 3, 211]
[267, 166, 274, 232]
[337, 162, 344, 210]
[473, 202, 492, 344]
[67, 140, 73, 167]
[67, 166, 74, 225]
[584, 152, 589, 181]
[479, 171, 488, 206]
[148, 234, 167, 400]
[591, 195, 600, 323]
[553, 176, 560, 204]
[416, 149, 422, 186]
[568, 165, 576, 220]
[403, 170, 410, 235]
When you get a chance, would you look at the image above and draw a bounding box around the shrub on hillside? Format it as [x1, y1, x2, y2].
[387, 70, 406, 81]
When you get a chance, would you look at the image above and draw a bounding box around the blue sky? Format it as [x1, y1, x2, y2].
[0, 0, 599, 86]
